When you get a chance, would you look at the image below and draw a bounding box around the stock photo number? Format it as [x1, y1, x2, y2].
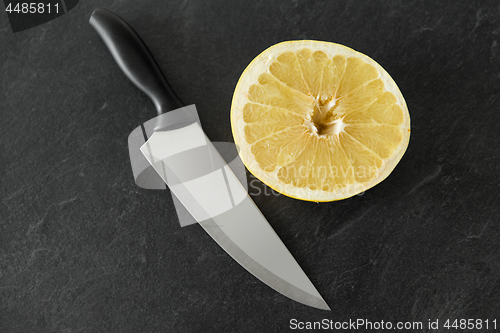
[6, 2, 60, 13]
[3, 0, 79, 32]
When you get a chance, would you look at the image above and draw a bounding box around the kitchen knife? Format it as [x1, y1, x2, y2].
[89, 8, 330, 310]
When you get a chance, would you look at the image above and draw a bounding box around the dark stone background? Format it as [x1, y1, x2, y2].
[1, 0, 499, 332]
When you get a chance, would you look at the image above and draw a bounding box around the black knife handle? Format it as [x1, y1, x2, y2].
[89, 8, 183, 117]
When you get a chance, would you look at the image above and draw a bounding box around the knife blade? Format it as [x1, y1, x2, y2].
[90, 7, 330, 310]
[141, 120, 330, 310]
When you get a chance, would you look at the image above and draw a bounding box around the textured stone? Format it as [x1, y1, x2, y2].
[1, 0, 499, 332]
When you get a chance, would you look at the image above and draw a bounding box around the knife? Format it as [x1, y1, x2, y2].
[89, 8, 330, 310]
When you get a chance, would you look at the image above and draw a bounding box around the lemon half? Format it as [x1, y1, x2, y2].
[231, 40, 410, 201]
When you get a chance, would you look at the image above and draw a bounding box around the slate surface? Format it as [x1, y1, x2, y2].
[1, 0, 499, 332]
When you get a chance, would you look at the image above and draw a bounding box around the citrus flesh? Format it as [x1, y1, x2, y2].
[231, 41, 410, 201]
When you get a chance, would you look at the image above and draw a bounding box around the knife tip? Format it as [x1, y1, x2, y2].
[317, 299, 331, 311]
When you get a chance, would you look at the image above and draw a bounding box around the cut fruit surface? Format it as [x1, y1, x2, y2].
[231, 41, 410, 201]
